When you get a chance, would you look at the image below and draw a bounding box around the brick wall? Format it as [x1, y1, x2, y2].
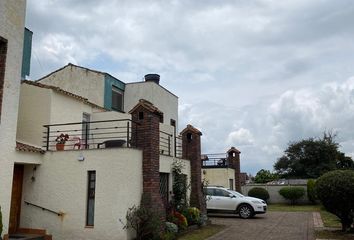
[0, 37, 8, 120]
[181, 125, 206, 214]
[130, 102, 165, 219]
[227, 147, 241, 192]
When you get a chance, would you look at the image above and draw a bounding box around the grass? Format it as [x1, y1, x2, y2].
[177, 224, 225, 240]
[315, 230, 354, 240]
[268, 203, 321, 212]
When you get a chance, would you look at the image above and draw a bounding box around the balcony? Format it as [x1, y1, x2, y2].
[43, 119, 137, 151]
[159, 131, 182, 158]
[43, 119, 183, 157]
[202, 153, 229, 168]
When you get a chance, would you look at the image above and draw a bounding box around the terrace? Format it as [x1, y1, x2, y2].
[202, 153, 230, 168]
[43, 119, 183, 158]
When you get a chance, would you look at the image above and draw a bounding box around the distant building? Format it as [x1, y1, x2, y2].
[201, 147, 242, 192]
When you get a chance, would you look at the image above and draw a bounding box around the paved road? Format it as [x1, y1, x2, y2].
[207, 212, 315, 240]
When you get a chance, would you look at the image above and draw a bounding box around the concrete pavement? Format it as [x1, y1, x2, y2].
[207, 212, 315, 240]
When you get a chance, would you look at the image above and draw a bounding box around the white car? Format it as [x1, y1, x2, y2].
[205, 186, 267, 219]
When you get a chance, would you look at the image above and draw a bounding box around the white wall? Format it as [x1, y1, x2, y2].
[125, 82, 178, 129]
[20, 148, 143, 240]
[39, 65, 105, 107]
[0, 0, 26, 235]
[17, 84, 51, 148]
[202, 168, 235, 190]
[242, 184, 309, 204]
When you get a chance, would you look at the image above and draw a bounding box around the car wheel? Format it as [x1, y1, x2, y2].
[238, 204, 254, 219]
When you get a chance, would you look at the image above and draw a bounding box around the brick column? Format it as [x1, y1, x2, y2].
[129, 99, 165, 219]
[181, 124, 206, 214]
[227, 147, 241, 192]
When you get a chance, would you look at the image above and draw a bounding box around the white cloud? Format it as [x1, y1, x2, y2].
[227, 128, 254, 146]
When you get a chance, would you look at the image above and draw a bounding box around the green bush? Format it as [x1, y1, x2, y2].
[124, 194, 163, 240]
[279, 187, 305, 205]
[315, 170, 354, 232]
[307, 179, 317, 204]
[248, 187, 270, 202]
[182, 207, 200, 226]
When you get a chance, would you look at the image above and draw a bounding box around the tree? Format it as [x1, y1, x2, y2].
[315, 170, 354, 232]
[279, 187, 305, 205]
[274, 132, 354, 178]
[254, 169, 278, 183]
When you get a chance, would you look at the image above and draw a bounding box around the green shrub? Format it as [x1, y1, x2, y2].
[182, 207, 200, 226]
[124, 194, 163, 240]
[307, 179, 317, 204]
[248, 187, 270, 202]
[279, 187, 305, 205]
[315, 170, 354, 232]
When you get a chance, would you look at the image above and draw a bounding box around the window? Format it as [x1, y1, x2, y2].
[214, 189, 230, 197]
[0, 37, 8, 121]
[229, 179, 234, 190]
[86, 171, 96, 226]
[111, 86, 123, 112]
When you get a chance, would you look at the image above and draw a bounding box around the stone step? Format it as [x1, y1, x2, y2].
[8, 234, 45, 240]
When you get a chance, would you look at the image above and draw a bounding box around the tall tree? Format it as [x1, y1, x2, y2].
[274, 132, 354, 178]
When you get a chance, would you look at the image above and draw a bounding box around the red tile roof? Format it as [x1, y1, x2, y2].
[128, 99, 163, 116]
[16, 141, 45, 154]
[180, 124, 202, 136]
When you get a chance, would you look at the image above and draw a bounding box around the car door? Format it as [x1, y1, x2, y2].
[205, 188, 217, 210]
[212, 189, 237, 211]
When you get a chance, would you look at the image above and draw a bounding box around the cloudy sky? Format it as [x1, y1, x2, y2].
[26, 0, 354, 175]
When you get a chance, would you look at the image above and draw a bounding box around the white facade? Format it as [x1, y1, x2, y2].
[0, 0, 27, 236]
[202, 168, 235, 190]
[39, 64, 106, 108]
[21, 148, 143, 240]
[12, 75, 191, 239]
[125, 82, 178, 127]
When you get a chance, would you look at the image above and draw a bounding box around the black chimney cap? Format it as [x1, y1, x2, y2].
[144, 74, 160, 84]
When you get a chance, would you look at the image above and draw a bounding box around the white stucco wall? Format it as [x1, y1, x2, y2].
[17, 84, 51, 148]
[0, 0, 26, 236]
[202, 168, 235, 190]
[16, 84, 107, 151]
[125, 82, 178, 129]
[39, 65, 106, 107]
[20, 148, 143, 240]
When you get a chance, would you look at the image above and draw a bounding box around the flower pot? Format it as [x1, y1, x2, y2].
[56, 143, 65, 151]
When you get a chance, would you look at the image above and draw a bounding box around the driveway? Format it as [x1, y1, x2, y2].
[207, 212, 315, 240]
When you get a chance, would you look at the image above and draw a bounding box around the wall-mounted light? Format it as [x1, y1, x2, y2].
[78, 153, 85, 161]
[31, 166, 37, 182]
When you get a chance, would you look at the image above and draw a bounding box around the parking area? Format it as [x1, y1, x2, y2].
[207, 212, 315, 240]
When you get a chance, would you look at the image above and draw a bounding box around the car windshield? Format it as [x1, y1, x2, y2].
[228, 190, 244, 198]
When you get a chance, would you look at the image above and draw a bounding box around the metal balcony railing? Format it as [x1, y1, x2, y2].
[43, 119, 138, 151]
[202, 153, 229, 167]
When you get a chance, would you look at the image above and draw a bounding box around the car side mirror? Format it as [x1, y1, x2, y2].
[229, 194, 236, 198]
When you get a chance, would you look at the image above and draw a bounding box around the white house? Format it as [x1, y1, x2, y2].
[0, 0, 29, 237]
[2, 63, 204, 240]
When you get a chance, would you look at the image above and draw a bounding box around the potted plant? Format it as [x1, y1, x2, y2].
[55, 133, 69, 151]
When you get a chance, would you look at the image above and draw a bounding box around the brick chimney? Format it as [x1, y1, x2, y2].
[227, 147, 241, 192]
[129, 99, 165, 219]
[181, 124, 206, 214]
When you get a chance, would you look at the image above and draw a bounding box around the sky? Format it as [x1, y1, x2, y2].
[25, 0, 354, 175]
